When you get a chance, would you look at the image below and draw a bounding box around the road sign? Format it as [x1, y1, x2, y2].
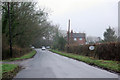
[89, 46, 95, 51]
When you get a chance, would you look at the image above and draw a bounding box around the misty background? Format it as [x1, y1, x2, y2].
[37, 0, 119, 39]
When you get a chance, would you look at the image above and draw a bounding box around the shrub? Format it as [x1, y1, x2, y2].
[2, 45, 32, 60]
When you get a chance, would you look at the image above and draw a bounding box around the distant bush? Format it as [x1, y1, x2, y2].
[65, 42, 120, 61]
[2, 44, 32, 60]
[2, 34, 10, 59]
[2, 46, 32, 60]
[2, 34, 32, 60]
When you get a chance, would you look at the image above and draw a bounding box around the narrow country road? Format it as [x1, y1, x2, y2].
[14, 49, 118, 78]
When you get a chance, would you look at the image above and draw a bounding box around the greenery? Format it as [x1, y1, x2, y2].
[32, 25, 60, 48]
[0, 64, 2, 79]
[103, 26, 117, 42]
[2, 64, 18, 74]
[50, 49, 120, 73]
[2, 2, 47, 47]
[65, 42, 120, 61]
[0, 64, 20, 79]
[1, 50, 36, 78]
[52, 28, 66, 51]
[2, 2, 60, 59]
[5, 50, 36, 61]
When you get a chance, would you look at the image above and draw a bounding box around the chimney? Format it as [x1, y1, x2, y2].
[67, 19, 70, 45]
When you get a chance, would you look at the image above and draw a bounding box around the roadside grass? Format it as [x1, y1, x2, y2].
[0, 64, 2, 79]
[4, 50, 36, 61]
[50, 49, 120, 73]
[2, 64, 17, 73]
[0, 50, 36, 79]
[1, 64, 20, 79]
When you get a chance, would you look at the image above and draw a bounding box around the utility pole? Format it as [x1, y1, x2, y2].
[8, 2, 12, 57]
[68, 19, 70, 45]
[67, 19, 70, 52]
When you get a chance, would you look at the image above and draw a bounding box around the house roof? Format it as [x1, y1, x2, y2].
[70, 33, 85, 38]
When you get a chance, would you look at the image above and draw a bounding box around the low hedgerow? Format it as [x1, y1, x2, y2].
[5, 50, 36, 61]
[65, 42, 120, 61]
[2, 46, 32, 60]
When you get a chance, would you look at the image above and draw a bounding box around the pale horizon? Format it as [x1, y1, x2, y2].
[37, 0, 119, 39]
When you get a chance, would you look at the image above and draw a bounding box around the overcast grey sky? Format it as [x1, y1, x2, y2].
[37, 0, 119, 39]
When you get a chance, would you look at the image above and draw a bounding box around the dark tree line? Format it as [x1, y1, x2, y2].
[2, 2, 66, 59]
[2, 2, 50, 48]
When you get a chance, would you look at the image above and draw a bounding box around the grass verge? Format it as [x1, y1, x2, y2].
[1, 64, 20, 79]
[0, 50, 36, 79]
[5, 50, 36, 61]
[50, 49, 120, 74]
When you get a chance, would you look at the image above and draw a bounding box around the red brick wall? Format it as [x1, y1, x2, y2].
[76, 38, 86, 45]
[70, 37, 86, 45]
[68, 31, 86, 45]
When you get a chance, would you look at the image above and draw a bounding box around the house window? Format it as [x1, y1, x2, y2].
[74, 38, 77, 41]
[79, 38, 82, 40]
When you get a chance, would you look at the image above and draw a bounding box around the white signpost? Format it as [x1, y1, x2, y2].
[89, 46, 95, 51]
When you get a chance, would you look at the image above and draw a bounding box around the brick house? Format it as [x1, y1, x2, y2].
[67, 30, 86, 45]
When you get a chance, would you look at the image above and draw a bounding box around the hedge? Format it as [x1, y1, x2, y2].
[2, 46, 32, 60]
[65, 42, 120, 61]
